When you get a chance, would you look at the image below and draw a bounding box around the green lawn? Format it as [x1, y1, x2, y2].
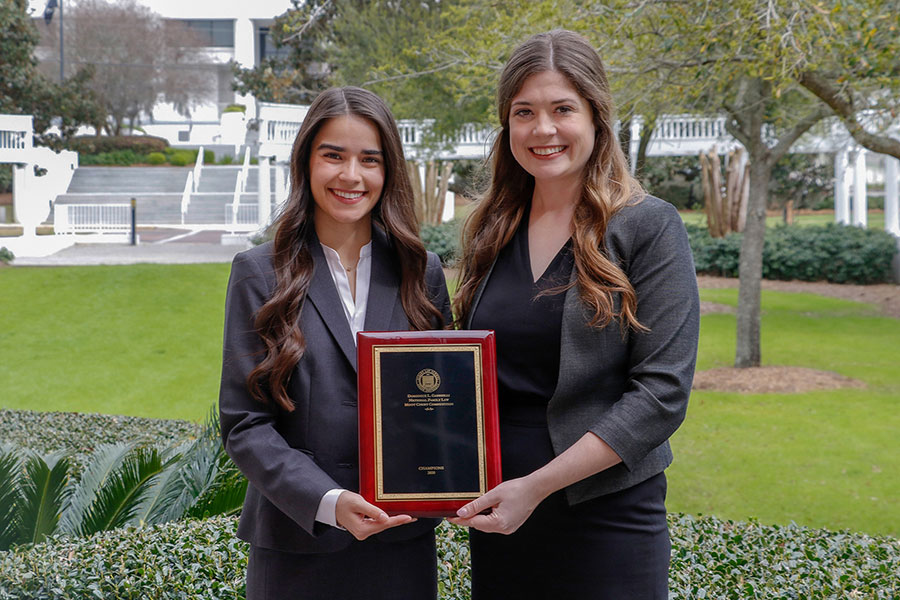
[0, 264, 231, 422]
[680, 210, 887, 230]
[1, 264, 898, 537]
[667, 289, 900, 537]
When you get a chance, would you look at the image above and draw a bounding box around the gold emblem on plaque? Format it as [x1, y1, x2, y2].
[415, 368, 441, 393]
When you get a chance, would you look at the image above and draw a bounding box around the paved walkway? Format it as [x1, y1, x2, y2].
[12, 228, 250, 266]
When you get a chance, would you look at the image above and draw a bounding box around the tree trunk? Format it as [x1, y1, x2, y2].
[735, 158, 771, 367]
[635, 115, 656, 178]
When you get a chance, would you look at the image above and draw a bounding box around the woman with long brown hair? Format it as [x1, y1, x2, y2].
[449, 31, 700, 598]
[219, 87, 450, 599]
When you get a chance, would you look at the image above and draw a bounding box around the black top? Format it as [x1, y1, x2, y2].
[470, 217, 574, 423]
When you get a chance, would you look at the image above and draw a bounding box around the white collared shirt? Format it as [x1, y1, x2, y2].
[314, 240, 373, 529]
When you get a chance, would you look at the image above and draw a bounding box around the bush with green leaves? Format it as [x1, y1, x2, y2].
[203, 149, 216, 163]
[1, 515, 896, 599]
[687, 223, 898, 283]
[0, 247, 13, 264]
[168, 150, 194, 167]
[0, 413, 243, 551]
[78, 149, 146, 166]
[67, 135, 167, 156]
[0, 409, 199, 469]
[421, 219, 461, 266]
[146, 151, 166, 165]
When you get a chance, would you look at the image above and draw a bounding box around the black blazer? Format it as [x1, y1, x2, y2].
[466, 196, 700, 504]
[219, 227, 451, 553]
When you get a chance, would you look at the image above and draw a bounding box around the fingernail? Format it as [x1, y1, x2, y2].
[457, 507, 469, 517]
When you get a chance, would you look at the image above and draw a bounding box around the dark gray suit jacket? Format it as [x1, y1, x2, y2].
[466, 196, 700, 505]
[219, 227, 451, 553]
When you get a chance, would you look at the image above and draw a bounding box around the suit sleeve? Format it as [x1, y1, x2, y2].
[589, 200, 700, 469]
[218, 250, 341, 536]
[425, 251, 453, 327]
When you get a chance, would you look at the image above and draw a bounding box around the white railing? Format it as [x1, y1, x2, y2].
[652, 115, 727, 141]
[0, 114, 34, 163]
[54, 203, 130, 234]
[225, 203, 257, 230]
[240, 147, 250, 192]
[192, 145, 204, 192]
[232, 171, 244, 224]
[181, 172, 193, 224]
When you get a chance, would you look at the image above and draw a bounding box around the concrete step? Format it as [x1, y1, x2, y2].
[67, 167, 190, 194]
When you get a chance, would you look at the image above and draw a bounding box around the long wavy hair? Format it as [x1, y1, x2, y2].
[454, 30, 646, 332]
[248, 87, 445, 411]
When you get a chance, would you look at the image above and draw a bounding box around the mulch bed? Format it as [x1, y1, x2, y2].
[693, 366, 866, 394]
[694, 276, 891, 393]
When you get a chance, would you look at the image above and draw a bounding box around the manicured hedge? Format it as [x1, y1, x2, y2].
[67, 135, 168, 156]
[687, 223, 898, 284]
[1, 515, 896, 599]
[0, 409, 199, 470]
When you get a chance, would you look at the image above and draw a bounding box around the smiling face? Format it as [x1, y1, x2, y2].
[308, 114, 385, 237]
[508, 70, 596, 192]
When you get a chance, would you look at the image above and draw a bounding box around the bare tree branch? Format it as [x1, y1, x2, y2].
[360, 60, 463, 87]
[282, 1, 332, 43]
[767, 105, 831, 163]
[797, 69, 900, 160]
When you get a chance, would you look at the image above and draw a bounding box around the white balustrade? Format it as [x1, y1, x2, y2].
[54, 203, 130, 234]
[224, 202, 257, 230]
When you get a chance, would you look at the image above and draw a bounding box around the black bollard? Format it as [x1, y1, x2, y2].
[130, 197, 136, 245]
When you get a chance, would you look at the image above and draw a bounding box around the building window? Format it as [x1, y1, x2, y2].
[182, 20, 235, 48]
[258, 28, 291, 61]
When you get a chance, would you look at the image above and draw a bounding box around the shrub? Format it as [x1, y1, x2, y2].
[146, 152, 166, 165]
[421, 219, 461, 266]
[0, 247, 13, 264]
[0, 412, 243, 550]
[223, 104, 247, 114]
[0, 408, 199, 469]
[1, 515, 897, 599]
[203, 149, 215, 163]
[168, 151, 194, 167]
[67, 135, 167, 155]
[77, 150, 149, 166]
[686, 223, 898, 284]
[219, 154, 234, 165]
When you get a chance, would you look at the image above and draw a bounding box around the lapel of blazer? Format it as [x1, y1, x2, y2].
[463, 257, 498, 329]
[305, 232, 359, 371]
[363, 225, 402, 332]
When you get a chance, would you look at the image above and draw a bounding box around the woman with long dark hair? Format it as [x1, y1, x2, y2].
[449, 30, 700, 598]
[219, 87, 451, 599]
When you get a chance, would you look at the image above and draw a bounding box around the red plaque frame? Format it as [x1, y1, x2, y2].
[358, 330, 501, 517]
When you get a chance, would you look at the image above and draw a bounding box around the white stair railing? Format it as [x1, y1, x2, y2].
[181, 172, 193, 224]
[192, 145, 204, 192]
[232, 170, 244, 225]
[240, 147, 250, 193]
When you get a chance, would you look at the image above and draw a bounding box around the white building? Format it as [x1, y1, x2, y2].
[28, 0, 295, 146]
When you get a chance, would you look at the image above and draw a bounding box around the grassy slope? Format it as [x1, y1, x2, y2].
[1, 264, 897, 536]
